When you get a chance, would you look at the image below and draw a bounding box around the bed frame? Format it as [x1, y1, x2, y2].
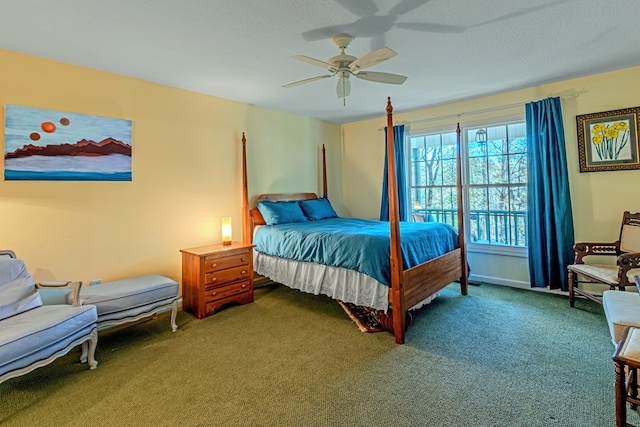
[240, 97, 468, 344]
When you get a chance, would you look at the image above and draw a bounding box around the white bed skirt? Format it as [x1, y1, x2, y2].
[254, 253, 439, 312]
[254, 252, 390, 311]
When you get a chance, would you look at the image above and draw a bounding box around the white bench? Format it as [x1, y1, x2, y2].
[603, 290, 640, 345]
[67, 274, 181, 332]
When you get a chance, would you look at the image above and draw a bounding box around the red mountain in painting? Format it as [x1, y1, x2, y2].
[5, 138, 131, 159]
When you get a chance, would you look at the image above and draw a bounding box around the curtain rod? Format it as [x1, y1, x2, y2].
[411, 102, 525, 125]
[377, 93, 579, 131]
[378, 102, 524, 131]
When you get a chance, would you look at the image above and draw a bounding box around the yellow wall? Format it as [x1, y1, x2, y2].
[0, 49, 341, 287]
[3, 47, 638, 291]
[342, 66, 640, 287]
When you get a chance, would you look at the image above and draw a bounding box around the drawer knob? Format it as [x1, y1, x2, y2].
[241, 284, 247, 289]
[241, 270, 246, 275]
[211, 291, 217, 296]
[210, 277, 217, 283]
[240, 257, 246, 262]
[211, 263, 217, 268]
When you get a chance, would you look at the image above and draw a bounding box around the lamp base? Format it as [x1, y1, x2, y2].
[222, 240, 232, 246]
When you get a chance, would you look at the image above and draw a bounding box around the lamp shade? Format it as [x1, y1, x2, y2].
[221, 217, 232, 245]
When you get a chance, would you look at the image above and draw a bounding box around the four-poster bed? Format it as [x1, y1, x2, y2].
[240, 98, 468, 344]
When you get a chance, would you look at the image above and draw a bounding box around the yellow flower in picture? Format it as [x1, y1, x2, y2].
[590, 120, 631, 161]
[604, 127, 617, 138]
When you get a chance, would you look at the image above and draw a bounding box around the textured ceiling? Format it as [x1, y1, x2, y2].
[0, 0, 638, 124]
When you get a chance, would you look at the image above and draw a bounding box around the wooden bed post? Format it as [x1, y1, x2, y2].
[386, 97, 406, 344]
[456, 124, 469, 295]
[241, 132, 251, 245]
[322, 144, 328, 199]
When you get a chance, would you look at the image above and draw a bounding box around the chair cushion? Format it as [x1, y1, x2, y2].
[0, 304, 97, 370]
[568, 263, 640, 286]
[69, 274, 178, 319]
[603, 290, 640, 344]
[621, 223, 640, 253]
[0, 258, 42, 321]
[616, 327, 640, 362]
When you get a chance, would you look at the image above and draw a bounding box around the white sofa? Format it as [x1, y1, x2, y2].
[0, 254, 98, 384]
[602, 289, 640, 345]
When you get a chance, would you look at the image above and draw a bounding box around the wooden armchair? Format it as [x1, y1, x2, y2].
[568, 211, 640, 307]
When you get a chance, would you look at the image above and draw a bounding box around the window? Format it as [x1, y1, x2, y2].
[408, 120, 527, 254]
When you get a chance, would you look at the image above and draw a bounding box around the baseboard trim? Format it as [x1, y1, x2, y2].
[468, 273, 566, 296]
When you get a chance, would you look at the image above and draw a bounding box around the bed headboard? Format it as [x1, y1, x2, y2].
[250, 193, 318, 227]
[241, 133, 328, 243]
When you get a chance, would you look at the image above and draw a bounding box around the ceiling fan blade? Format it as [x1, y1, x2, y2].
[349, 47, 397, 71]
[355, 71, 407, 85]
[292, 55, 333, 70]
[283, 74, 332, 88]
[336, 77, 351, 98]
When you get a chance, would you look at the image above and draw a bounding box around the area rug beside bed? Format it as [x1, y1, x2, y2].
[338, 301, 388, 333]
[339, 301, 415, 333]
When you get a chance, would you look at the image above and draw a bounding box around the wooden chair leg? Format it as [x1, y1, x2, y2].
[631, 367, 638, 410]
[568, 270, 575, 308]
[616, 361, 628, 426]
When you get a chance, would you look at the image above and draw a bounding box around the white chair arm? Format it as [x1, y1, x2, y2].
[36, 281, 83, 306]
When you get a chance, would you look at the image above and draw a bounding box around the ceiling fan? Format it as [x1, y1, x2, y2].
[283, 33, 407, 105]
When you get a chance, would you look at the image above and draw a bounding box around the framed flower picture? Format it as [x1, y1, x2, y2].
[576, 106, 640, 172]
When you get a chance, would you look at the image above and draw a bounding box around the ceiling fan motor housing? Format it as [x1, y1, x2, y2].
[330, 34, 356, 71]
[329, 54, 357, 70]
[332, 33, 353, 49]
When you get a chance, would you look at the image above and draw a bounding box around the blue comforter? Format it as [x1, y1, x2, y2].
[253, 218, 459, 287]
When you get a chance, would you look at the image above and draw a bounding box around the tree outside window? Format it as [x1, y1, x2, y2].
[408, 121, 527, 249]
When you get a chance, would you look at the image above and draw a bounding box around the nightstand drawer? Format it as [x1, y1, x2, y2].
[204, 251, 250, 272]
[204, 265, 251, 286]
[205, 279, 251, 302]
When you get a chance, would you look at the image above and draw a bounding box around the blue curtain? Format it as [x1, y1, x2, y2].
[380, 125, 407, 221]
[526, 97, 575, 290]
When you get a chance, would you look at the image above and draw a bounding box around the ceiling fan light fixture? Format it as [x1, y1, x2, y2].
[336, 75, 351, 106]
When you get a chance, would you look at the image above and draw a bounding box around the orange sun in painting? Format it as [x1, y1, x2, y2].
[41, 122, 56, 133]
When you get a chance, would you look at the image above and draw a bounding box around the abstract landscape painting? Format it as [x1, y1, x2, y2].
[4, 105, 132, 181]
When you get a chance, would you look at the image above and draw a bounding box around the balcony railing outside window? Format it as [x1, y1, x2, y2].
[412, 208, 527, 246]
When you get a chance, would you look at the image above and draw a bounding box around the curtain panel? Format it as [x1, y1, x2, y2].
[526, 97, 575, 290]
[380, 125, 407, 221]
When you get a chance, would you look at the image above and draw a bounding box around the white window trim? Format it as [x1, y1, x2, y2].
[467, 242, 529, 257]
[407, 114, 528, 258]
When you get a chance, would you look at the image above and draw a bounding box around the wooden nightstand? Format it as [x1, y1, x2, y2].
[180, 242, 254, 319]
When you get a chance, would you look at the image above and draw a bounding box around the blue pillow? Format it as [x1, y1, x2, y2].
[299, 197, 338, 221]
[257, 200, 308, 225]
